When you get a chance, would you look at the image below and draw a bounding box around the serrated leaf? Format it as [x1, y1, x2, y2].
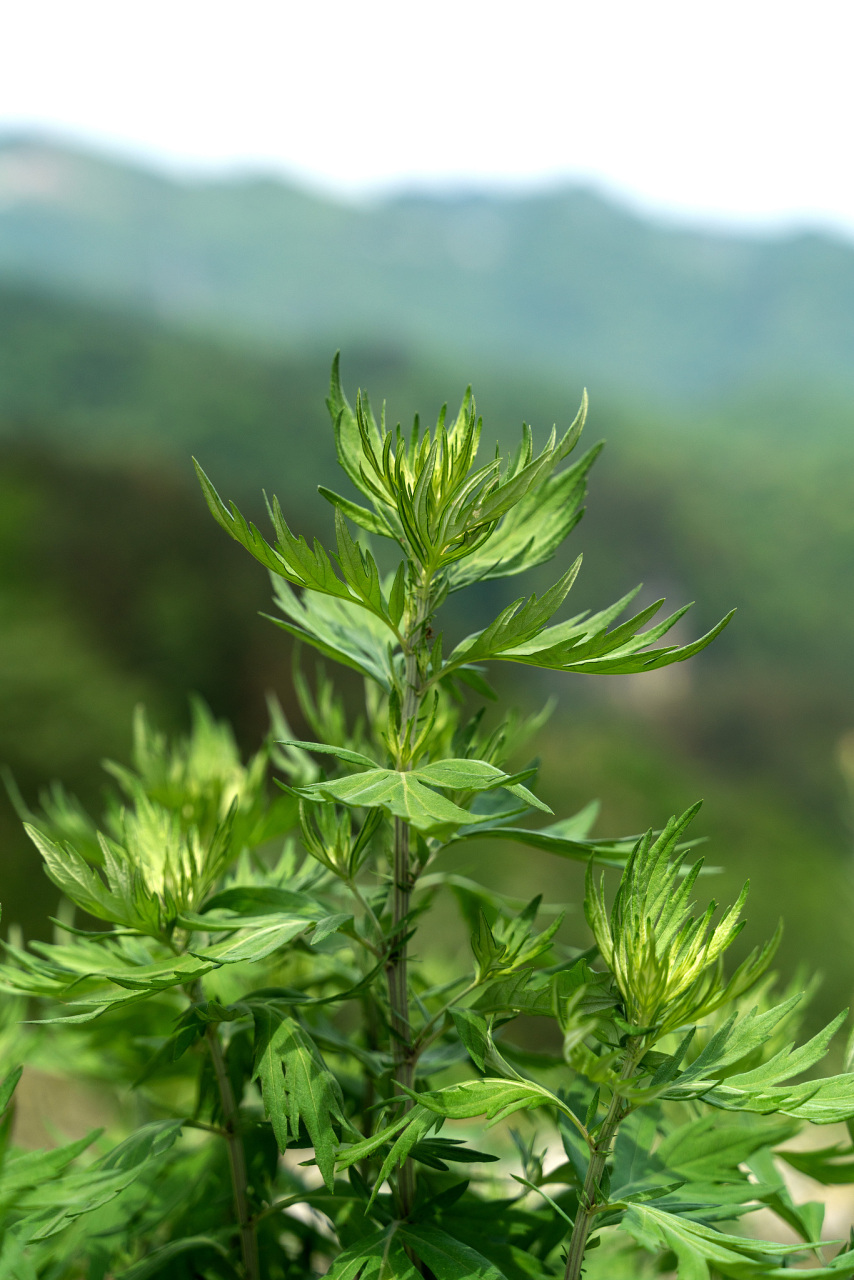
[413, 1077, 570, 1128]
[472, 970, 555, 1018]
[447, 433, 598, 591]
[326, 1225, 419, 1280]
[622, 1202, 848, 1278]
[450, 1008, 489, 1071]
[398, 1223, 511, 1279]
[311, 913, 353, 945]
[656, 1115, 798, 1183]
[659, 999, 854, 1121]
[337, 1106, 441, 1206]
[24, 824, 136, 928]
[14, 1121, 183, 1242]
[268, 578, 394, 689]
[443, 579, 733, 678]
[252, 1008, 346, 1189]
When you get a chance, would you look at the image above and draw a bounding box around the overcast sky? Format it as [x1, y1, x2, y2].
[3, 0, 852, 235]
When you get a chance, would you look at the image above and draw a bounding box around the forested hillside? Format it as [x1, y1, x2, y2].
[2, 135, 854, 410]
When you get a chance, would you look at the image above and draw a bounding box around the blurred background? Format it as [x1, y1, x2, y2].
[1, 0, 853, 1025]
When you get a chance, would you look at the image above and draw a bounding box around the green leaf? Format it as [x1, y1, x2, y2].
[779, 1143, 854, 1185]
[0, 1066, 22, 1115]
[196, 457, 402, 639]
[721, 1009, 848, 1091]
[326, 1225, 419, 1280]
[672, 997, 803, 1089]
[622, 1202, 848, 1278]
[116, 1237, 231, 1280]
[252, 1008, 347, 1189]
[202, 884, 323, 916]
[749, 1145, 828, 1244]
[450, 1008, 489, 1071]
[336, 1106, 441, 1206]
[447, 435, 599, 591]
[388, 561, 406, 626]
[0, 1131, 101, 1198]
[409, 1138, 499, 1170]
[414, 759, 552, 814]
[311, 913, 353, 945]
[398, 1223, 511, 1279]
[414, 1077, 571, 1127]
[190, 915, 310, 963]
[655, 1115, 799, 1184]
[333, 508, 391, 618]
[472, 970, 555, 1018]
[326, 354, 397, 528]
[586, 806, 777, 1033]
[24, 824, 139, 929]
[293, 769, 483, 833]
[278, 739, 380, 770]
[293, 757, 554, 833]
[0, 938, 219, 1022]
[268, 577, 394, 688]
[178, 909, 317, 933]
[15, 1121, 183, 1242]
[443, 578, 734, 678]
[658, 998, 854, 1122]
[318, 485, 394, 538]
[448, 820, 636, 869]
[445, 563, 583, 669]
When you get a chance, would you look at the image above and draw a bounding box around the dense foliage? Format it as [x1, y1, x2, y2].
[2, 366, 854, 1277]
[3, 283, 854, 1004]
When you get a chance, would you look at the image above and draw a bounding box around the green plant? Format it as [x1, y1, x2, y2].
[2, 359, 854, 1278]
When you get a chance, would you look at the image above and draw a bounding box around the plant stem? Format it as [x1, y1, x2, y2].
[563, 1043, 643, 1280]
[205, 1023, 260, 1280]
[389, 813, 416, 1217]
[386, 573, 431, 1218]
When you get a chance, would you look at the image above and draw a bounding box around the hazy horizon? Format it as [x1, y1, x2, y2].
[3, 126, 854, 249]
[4, 0, 854, 239]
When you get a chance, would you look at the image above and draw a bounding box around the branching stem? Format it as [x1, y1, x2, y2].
[386, 572, 432, 1220]
[412, 979, 480, 1060]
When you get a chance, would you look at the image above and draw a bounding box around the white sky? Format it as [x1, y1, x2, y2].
[3, 0, 853, 234]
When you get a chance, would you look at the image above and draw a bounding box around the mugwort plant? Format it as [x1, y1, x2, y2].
[2, 359, 854, 1278]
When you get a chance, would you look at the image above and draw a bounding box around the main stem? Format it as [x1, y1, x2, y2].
[387, 573, 431, 1219]
[563, 1043, 643, 1280]
[205, 1023, 260, 1280]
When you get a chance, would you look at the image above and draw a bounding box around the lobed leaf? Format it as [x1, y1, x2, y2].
[252, 1008, 347, 1189]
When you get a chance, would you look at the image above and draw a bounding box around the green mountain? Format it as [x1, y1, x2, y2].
[2, 134, 854, 409]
